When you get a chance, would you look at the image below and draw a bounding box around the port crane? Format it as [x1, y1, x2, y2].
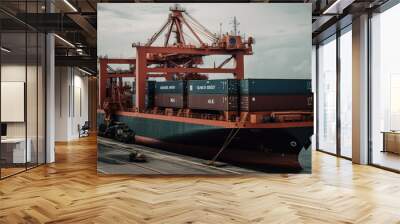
[99, 4, 254, 112]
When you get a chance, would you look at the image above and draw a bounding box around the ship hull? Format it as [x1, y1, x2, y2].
[97, 112, 313, 171]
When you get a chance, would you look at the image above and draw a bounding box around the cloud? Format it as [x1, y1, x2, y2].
[98, 3, 311, 79]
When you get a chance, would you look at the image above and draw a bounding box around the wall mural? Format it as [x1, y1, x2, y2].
[97, 3, 313, 174]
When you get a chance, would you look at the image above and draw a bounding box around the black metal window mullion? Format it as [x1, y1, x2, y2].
[336, 28, 341, 157]
[36, 0, 39, 168]
[69, 68, 71, 118]
[367, 11, 373, 165]
[59, 67, 62, 117]
[44, 0, 48, 165]
[44, 27, 47, 165]
[25, 0, 28, 171]
[71, 67, 75, 118]
[315, 44, 320, 151]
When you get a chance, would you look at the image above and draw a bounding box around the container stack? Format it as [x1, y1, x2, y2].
[154, 80, 186, 108]
[240, 79, 312, 111]
[141, 78, 312, 113]
[187, 79, 239, 111]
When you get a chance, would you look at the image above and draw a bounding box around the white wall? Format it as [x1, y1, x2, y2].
[1, 65, 27, 139]
[71, 72, 89, 138]
[55, 66, 69, 141]
[55, 67, 89, 141]
[1, 63, 46, 164]
[1, 65, 42, 137]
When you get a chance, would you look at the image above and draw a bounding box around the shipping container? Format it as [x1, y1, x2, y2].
[155, 80, 186, 94]
[240, 79, 312, 95]
[240, 95, 313, 112]
[188, 79, 239, 95]
[153, 81, 186, 108]
[188, 94, 238, 111]
[187, 79, 239, 111]
[154, 93, 186, 108]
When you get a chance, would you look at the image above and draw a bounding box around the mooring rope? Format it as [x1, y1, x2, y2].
[207, 127, 241, 166]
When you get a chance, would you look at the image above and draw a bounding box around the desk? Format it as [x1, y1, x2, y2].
[1, 138, 31, 163]
[382, 131, 400, 154]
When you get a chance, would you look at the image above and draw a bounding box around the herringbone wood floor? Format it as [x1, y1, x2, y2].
[1, 136, 400, 224]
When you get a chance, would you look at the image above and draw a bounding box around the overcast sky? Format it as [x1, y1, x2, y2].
[98, 3, 311, 79]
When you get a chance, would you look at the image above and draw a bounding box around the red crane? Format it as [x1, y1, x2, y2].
[99, 4, 254, 112]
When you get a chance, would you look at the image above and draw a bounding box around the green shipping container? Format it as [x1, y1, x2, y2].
[240, 79, 312, 95]
[188, 79, 239, 95]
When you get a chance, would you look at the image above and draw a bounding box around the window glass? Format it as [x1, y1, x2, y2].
[317, 36, 337, 154]
[339, 28, 352, 158]
[371, 3, 400, 171]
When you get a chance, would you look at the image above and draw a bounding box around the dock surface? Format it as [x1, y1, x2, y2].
[98, 137, 258, 175]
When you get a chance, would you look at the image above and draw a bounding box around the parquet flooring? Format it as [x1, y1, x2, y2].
[1, 135, 400, 223]
[0, 167, 26, 178]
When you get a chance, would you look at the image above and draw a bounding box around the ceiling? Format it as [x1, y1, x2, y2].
[0, 0, 392, 74]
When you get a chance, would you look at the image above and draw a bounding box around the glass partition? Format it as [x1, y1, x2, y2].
[0, 1, 46, 179]
[1, 30, 28, 177]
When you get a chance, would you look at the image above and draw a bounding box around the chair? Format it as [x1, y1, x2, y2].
[79, 121, 90, 138]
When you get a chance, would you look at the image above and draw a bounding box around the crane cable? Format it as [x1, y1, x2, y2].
[184, 17, 217, 42]
[188, 23, 217, 42]
[182, 31, 199, 44]
[180, 17, 216, 44]
[181, 24, 215, 45]
[183, 11, 217, 40]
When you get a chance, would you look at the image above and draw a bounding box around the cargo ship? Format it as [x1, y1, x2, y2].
[98, 78, 313, 170]
[97, 5, 313, 171]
